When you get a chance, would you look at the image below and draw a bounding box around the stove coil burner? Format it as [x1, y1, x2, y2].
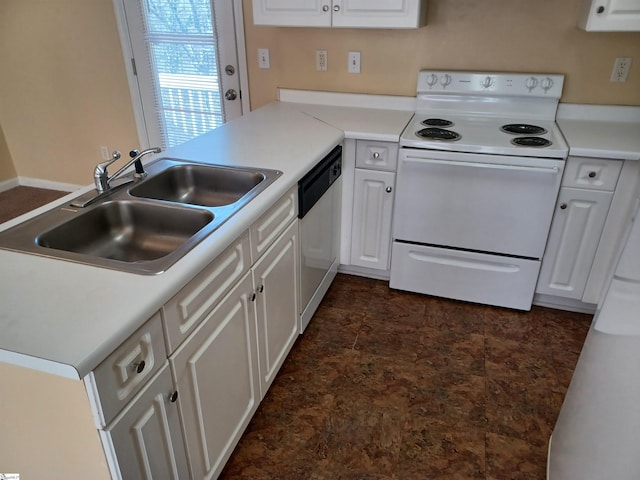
[421, 118, 455, 128]
[511, 136, 552, 147]
[416, 127, 461, 142]
[501, 124, 548, 135]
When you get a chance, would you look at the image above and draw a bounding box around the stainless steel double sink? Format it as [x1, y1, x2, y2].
[0, 158, 281, 274]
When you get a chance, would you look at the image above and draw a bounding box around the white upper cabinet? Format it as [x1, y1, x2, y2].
[578, 0, 640, 31]
[252, 0, 427, 28]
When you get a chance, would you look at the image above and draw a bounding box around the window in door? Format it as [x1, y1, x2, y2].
[115, 0, 247, 149]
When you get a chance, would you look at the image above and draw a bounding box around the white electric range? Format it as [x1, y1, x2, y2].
[390, 70, 569, 310]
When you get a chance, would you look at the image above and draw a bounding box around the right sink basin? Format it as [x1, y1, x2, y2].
[130, 162, 277, 207]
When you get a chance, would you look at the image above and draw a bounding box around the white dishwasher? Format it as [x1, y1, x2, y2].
[298, 145, 342, 333]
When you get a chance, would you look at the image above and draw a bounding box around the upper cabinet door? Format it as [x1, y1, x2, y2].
[252, 0, 332, 27]
[252, 0, 427, 28]
[578, 0, 640, 31]
[333, 0, 427, 28]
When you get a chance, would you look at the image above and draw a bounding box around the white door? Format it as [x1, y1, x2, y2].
[252, 0, 332, 27]
[107, 365, 189, 480]
[170, 273, 260, 480]
[537, 188, 613, 299]
[351, 169, 395, 270]
[253, 220, 299, 396]
[116, 0, 247, 148]
[394, 149, 564, 258]
[333, 0, 425, 28]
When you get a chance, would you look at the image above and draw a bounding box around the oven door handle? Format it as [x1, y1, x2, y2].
[403, 156, 560, 174]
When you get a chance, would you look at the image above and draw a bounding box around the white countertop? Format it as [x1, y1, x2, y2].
[557, 104, 640, 161]
[0, 96, 412, 379]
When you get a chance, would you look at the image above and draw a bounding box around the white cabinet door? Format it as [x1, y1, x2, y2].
[351, 169, 395, 270]
[333, 0, 427, 28]
[578, 0, 640, 31]
[107, 365, 188, 480]
[253, 220, 300, 396]
[537, 187, 613, 300]
[253, 0, 426, 28]
[171, 273, 260, 480]
[252, 0, 331, 27]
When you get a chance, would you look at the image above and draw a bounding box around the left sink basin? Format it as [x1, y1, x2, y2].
[37, 201, 213, 263]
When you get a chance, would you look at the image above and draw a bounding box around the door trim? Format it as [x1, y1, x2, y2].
[111, 0, 250, 148]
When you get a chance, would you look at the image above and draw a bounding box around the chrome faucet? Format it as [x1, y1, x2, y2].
[71, 146, 161, 208]
[93, 147, 161, 193]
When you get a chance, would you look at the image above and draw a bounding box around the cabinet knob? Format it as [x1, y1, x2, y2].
[132, 360, 146, 374]
[372, 152, 380, 159]
[333, 4, 340, 11]
[322, 4, 329, 12]
[596, 5, 605, 13]
[560, 203, 568, 210]
[169, 391, 178, 403]
[588, 171, 597, 178]
[258, 284, 264, 293]
[386, 186, 393, 193]
[251, 293, 256, 302]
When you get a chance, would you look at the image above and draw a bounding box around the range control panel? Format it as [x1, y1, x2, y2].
[417, 71, 565, 98]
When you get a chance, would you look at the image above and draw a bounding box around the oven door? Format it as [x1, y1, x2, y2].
[394, 149, 564, 258]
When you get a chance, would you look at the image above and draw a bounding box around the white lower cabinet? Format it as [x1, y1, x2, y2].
[537, 157, 622, 301]
[170, 272, 260, 480]
[350, 168, 395, 270]
[253, 219, 300, 396]
[537, 188, 613, 299]
[106, 364, 189, 480]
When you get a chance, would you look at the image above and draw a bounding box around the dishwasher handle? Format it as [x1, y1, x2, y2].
[403, 156, 560, 174]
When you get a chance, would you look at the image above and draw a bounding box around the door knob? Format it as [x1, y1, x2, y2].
[225, 89, 238, 101]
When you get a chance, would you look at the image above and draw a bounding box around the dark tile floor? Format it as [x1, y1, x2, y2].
[0, 186, 68, 224]
[220, 274, 592, 480]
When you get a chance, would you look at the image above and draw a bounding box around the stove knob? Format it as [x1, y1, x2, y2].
[525, 76, 538, 92]
[481, 76, 494, 89]
[541, 77, 554, 92]
[425, 73, 438, 88]
[440, 74, 452, 88]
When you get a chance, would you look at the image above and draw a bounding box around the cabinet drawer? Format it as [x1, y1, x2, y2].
[163, 231, 251, 354]
[250, 186, 297, 262]
[562, 157, 623, 191]
[92, 312, 166, 426]
[356, 140, 398, 171]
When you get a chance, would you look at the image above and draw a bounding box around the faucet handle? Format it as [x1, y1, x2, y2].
[96, 150, 122, 172]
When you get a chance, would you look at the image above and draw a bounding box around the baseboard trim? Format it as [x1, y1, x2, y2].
[533, 293, 597, 314]
[17, 176, 82, 192]
[0, 177, 20, 192]
[338, 264, 390, 281]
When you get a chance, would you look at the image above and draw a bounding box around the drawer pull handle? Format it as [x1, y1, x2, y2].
[560, 203, 568, 210]
[251, 293, 256, 302]
[372, 152, 380, 159]
[169, 391, 179, 403]
[258, 284, 264, 293]
[132, 360, 146, 374]
[588, 171, 597, 178]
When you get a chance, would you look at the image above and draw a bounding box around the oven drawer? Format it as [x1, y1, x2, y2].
[390, 242, 541, 310]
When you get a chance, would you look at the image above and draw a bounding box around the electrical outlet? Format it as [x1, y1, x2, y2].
[316, 50, 327, 71]
[348, 51, 361, 74]
[610, 57, 632, 82]
[258, 48, 270, 69]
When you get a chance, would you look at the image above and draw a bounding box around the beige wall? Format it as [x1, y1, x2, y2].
[0, 0, 138, 186]
[1, 1, 639, 185]
[0, 362, 111, 478]
[243, 0, 640, 110]
[0, 123, 17, 183]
